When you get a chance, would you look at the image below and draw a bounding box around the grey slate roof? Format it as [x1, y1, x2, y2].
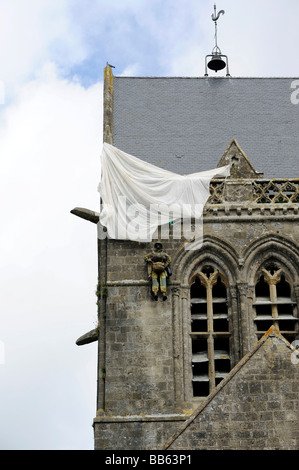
[113, 77, 299, 178]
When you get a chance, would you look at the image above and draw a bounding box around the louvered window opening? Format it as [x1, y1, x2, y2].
[254, 266, 298, 343]
[190, 267, 231, 397]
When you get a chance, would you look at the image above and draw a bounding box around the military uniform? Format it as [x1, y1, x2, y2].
[144, 243, 171, 300]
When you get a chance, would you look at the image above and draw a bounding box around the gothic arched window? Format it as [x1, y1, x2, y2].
[190, 266, 231, 398]
[253, 263, 298, 343]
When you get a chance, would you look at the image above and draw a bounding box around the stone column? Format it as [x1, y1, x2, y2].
[171, 286, 183, 405]
[237, 282, 251, 356]
[198, 270, 218, 393]
[293, 282, 299, 336]
[181, 286, 192, 402]
[103, 64, 114, 144]
[228, 286, 241, 366]
[262, 268, 283, 331]
[96, 65, 114, 414]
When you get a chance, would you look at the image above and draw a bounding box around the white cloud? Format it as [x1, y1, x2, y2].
[0, 0, 88, 97]
[0, 63, 102, 449]
[0, 61, 102, 262]
[119, 63, 142, 76]
[167, 0, 299, 77]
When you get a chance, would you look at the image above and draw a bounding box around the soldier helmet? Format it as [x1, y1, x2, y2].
[154, 242, 163, 250]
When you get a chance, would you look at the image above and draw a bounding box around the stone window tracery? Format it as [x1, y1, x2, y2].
[253, 263, 298, 342]
[190, 266, 231, 398]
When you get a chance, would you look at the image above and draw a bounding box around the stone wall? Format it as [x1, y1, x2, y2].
[164, 329, 299, 450]
[96, 210, 299, 412]
[94, 415, 186, 450]
[93, 206, 299, 449]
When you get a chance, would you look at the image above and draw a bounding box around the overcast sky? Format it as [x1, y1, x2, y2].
[0, 0, 298, 450]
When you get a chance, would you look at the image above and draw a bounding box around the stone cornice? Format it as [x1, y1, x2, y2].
[203, 203, 299, 221]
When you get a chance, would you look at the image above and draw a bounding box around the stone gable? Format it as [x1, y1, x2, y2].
[163, 327, 299, 450]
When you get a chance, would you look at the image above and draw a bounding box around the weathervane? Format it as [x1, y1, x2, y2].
[205, 4, 230, 76]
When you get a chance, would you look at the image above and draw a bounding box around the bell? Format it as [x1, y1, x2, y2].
[207, 55, 226, 72]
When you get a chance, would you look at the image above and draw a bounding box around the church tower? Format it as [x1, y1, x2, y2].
[72, 8, 299, 451]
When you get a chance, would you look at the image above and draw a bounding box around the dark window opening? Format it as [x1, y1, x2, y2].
[191, 302, 207, 315]
[278, 304, 293, 315]
[255, 320, 274, 332]
[254, 267, 298, 342]
[192, 380, 209, 397]
[279, 319, 297, 331]
[255, 304, 272, 316]
[190, 269, 231, 398]
[192, 338, 207, 355]
[192, 361, 209, 377]
[191, 277, 206, 300]
[213, 301, 227, 315]
[276, 275, 290, 298]
[214, 337, 230, 352]
[213, 319, 229, 332]
[191, 319, 208, 332]
[213, 276, 227, 298]
[255, 275, 270, 298]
